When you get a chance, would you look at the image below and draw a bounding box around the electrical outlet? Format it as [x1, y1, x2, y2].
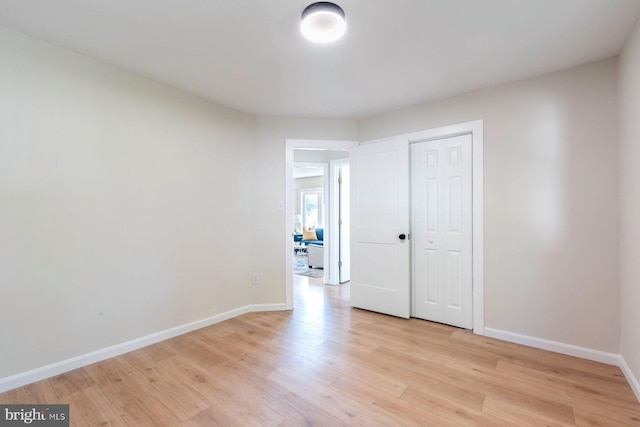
[252, 273, 260, 284]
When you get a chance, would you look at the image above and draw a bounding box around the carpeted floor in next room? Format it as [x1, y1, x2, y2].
[293, 255, 324, 278]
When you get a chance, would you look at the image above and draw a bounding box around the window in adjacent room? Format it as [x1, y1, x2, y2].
[301, 189, 323, 229]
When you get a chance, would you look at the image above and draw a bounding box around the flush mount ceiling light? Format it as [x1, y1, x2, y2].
[300, 2, 346, 43]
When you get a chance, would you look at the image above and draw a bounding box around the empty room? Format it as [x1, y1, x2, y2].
[1, 0, 640, 425]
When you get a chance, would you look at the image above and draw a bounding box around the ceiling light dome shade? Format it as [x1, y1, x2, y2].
[300, 2, 346, 43]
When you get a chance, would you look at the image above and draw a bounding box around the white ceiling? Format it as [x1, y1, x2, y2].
[293, 166, 324, 179]
[1, 0, 639, 119]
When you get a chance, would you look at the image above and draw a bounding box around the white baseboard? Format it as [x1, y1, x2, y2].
[484, 327, 620, 366]
[247, 303, 288, 312]
[619, 356, 640, 402]
[0, 303, 288, 393]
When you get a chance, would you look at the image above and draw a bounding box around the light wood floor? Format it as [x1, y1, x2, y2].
[2, 275, 639, 426]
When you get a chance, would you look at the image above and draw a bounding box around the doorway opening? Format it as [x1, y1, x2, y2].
[285, 139, 358, 310]
[293, 162, 327, 281]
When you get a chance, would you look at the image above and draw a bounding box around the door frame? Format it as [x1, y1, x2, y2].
[407, 120, 484, 334]
[285, 139, 359, 310]
[329, 158, 350, 285]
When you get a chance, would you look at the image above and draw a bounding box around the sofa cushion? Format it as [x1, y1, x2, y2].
[302, 226, 318, 241]
[301, 227, 323, 246]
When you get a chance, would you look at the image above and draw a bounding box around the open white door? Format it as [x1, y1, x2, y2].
[329, 158, 351, 285]
[338, 163, 351, 283]
[350, 136, 410, 318]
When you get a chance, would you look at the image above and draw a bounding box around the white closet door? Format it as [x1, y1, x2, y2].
[350, 137, 410, 318]
[412, 135, 473, 329]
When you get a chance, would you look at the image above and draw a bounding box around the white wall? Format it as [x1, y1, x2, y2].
[0, 25, 359, 383]
[294, 149, 349, 163]
[359, 58, 620, 353]
[619, 18, 640, 388]
[0, 27, 255, 378]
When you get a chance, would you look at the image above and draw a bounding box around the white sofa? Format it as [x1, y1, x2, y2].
[307, 244, 324, 269]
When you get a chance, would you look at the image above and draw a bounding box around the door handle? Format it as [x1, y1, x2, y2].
[399, 234, 407, 240]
